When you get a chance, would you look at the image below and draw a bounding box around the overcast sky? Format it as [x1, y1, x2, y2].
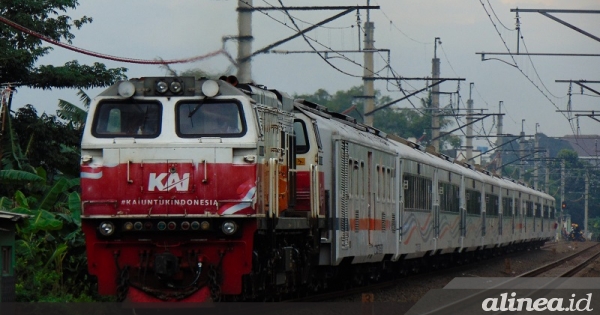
[12, 0, 600, 143]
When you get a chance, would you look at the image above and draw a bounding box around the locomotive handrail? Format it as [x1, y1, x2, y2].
[268, 158, 279, 218]
[310, 164, 319, 219]
[127, 160, 133, 184]
[201, 159, 208, 183]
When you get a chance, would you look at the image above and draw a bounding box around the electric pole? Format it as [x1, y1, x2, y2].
[363, 5, 375, 127]
[560, 159, 565, 218]
[545, 149, 550, 194]
[496, 101, 503, 176]
[466, 83, 474, 161]
[534, 123, 539, 190]
[237, 0, 253, 82]
[431, 37, 441, 152]
[519, 119, 525, 182]
[585, 170, 589, 239]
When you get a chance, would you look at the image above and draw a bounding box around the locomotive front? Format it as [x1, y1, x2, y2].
[80, 77, 289, 302]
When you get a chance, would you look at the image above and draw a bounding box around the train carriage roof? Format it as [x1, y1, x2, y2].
[294, 98, 554, 202]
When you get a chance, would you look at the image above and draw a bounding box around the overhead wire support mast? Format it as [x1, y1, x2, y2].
[236, 5, 380, 63]
[362, 77, 465, 116]
[555, 80, 600, 97]
[429, 114, 502, 143]
[477, 8, 600, 58]
[556, 111, 600, 123]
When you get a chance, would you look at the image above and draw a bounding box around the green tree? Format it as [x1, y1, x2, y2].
[57, 89, 90, 133]
[0, 0, 127, 89]
[1, 107, 95, 301]
[10, 105, 81, 179]
[3, 183, 95, 301]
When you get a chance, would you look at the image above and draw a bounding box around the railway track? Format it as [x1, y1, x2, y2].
[520, 242, 600, 277]
[290, 241, 576, 302]
[414, 242, 600, 315]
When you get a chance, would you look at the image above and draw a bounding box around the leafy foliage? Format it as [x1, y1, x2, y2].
[0, 0, 127, 89]
[57, 89, 90, 132]
[9, 105, 81, 179]
[0, 100, 100, 301]
[5, 183, 97, 302]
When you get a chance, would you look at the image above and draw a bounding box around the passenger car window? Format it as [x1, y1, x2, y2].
[177, 101, 245, 137]
[93, 101, 161, 138]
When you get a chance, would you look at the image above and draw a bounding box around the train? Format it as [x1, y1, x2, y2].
[80, 76, 557, 302]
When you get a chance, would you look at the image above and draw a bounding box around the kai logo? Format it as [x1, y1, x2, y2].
[148, 173, 190, 191]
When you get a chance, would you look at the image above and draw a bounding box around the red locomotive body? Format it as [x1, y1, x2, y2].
[80, 77, 310, 301]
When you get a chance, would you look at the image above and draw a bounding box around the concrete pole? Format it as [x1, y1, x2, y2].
[363, 21, 375, 126]
[585, 171, 589, 238]
[466, 83, 474, 161]
[545, 149, 550, 194]
[560, 159, 565, 216]
[496, 101, 503, 176]
[431, 38, 441, 152]
[237, 0, 253, 83]
[534, 123, 539, 190]
[519, 119, 525, 182]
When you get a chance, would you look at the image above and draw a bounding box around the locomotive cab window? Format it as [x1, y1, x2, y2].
[293, 120, 309, 154]
[177, 101, 245, 137]
[92, 101, 161, 138]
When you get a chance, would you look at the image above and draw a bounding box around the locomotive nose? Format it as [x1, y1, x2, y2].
[154, 253, 179, 279]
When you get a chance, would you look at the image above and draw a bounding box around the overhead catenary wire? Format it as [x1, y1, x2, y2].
[478, 0, 578, 137]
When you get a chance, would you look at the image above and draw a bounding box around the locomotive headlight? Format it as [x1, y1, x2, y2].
[155, 80, 169, 94]
[221, 221, 237, 235]
[169, 81, 183, 94]
[118, 81, 136, 98]
[98, 221, 115, 236]
[201, 80, 219, 97]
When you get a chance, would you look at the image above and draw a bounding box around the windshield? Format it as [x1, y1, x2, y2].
[92, 101, 161, 138]
[177, 101, 245, 137]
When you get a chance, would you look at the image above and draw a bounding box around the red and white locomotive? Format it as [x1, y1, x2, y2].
[80, 76, 556, 302]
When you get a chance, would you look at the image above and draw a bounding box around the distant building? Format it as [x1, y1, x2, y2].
[561, 134, 600, 164]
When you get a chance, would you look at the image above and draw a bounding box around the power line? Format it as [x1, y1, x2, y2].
[486, 0, 514, 32]
[477, 0, 578, 137]
[0, 15, 228, 65]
